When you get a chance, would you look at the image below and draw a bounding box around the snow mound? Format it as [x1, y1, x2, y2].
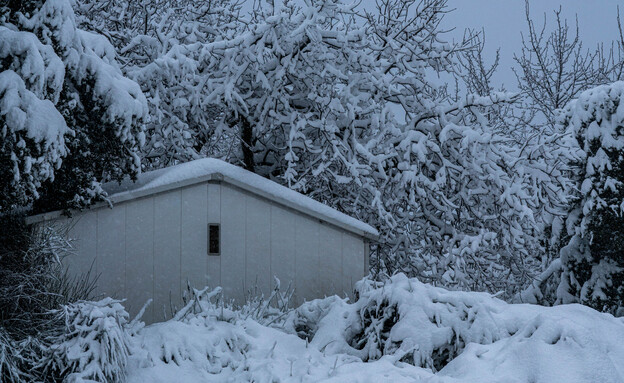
[284, 274, 624, 380]
[441, 307, 624, 383]
[131, 320, 248, 376]
[121, 276, 624, 382]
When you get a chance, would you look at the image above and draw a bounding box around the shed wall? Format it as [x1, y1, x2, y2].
[55, 181, 367, 323]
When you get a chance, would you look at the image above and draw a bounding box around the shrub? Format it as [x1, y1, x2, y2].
[285, 274, 530, 372]
[0, 214, 97, 381]
[0, 328, 21, 383]
[240, 277, 294, 327]
[0, 215, 96, 339]
[138, 286, 249, 375]
[42, 299, 131, 383]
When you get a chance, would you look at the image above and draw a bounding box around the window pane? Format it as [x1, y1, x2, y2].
[209, 224, 220, 255]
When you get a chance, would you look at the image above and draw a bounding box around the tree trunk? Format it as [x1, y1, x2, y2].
[240, 118, 255, 173]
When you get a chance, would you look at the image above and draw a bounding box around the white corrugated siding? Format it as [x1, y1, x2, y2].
[125, 197, 154, 321]
[56, 181, 366, 323]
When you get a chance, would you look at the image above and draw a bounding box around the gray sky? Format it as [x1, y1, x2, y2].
[244, 1, 623, 90]
[443, 0, 623, 89]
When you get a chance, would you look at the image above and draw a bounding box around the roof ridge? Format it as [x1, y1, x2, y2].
[29, 158, 379, 239]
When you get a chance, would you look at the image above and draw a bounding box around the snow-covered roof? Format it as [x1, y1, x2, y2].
[102, 158, 378, 239]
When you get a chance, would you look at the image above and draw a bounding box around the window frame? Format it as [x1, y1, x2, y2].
[208, 223, 221, 256]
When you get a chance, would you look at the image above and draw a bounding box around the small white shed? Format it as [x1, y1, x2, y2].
[28, 159, 378, 323]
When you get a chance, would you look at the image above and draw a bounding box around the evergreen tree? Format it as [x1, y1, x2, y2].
[0, 0, 147, 214]
[556, 81, 624, 315]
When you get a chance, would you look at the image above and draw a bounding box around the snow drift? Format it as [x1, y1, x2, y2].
[13, 275, 621, 382]
[123, 274, 624, 382]
[288, 274, 624, 382]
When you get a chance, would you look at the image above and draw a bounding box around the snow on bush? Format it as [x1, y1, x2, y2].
[240, 277, 295, 326]
[0, 329, 21, 383]
[126, 286, 250, 381]
[119, 276, 624, 382]
[132, 317, 249, 377]
[16, 278, 614, 383]
[3, 277, 621, 382]
[285, 273, 624, 377]
[44, 298, 132, 383]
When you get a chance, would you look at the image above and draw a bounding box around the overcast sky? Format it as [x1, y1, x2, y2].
[245, 1, 623, 90]
[442, 0, 623, 89]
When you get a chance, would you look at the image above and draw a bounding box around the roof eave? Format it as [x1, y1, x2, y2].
[25, 173, 221, 226]
[218, 173, 379, 241]
[25, 172, 379, 240]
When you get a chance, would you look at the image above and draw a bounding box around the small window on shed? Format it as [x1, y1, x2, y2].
[208, 224, 220, 255]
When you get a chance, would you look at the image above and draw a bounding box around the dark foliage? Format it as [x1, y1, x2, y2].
[1, 0, 145, 215]
[573, 131, 624, 314]
[555, 85, 624, 316]
[0, 0, 44, 22]
[0, 214, 96, 338]
[0, 214, 97, 382]
[33, 77, 141, 214]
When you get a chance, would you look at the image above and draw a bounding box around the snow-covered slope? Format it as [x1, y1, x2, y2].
[123, 275, 624, 383]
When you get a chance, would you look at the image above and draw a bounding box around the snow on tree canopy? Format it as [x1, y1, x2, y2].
[1, 0, 148, 212]
[561, 81, 624, 233]
[68, 0, 570, 295]
[30, 0, 148, 144]
[0, 26, 68, 211]
[0, 71, 68, 210]
[74, 0, 240, 170]
[555, 81, 624, 315]
[0, 71, 67, 156]
[102, 158, 378, 238]
[0, 27, 65, 103]
[156, 0, 562, 296]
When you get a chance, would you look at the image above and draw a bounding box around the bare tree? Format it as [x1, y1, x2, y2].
[456, 30, 536, 143]
[607, 6, 624, 81]
[457, 29, 500, 97]
[513, 2, 614, 132]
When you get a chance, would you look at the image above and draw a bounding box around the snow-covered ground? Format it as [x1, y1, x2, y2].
[127, 319, 438, 383]
[123, 275, 624, 383]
